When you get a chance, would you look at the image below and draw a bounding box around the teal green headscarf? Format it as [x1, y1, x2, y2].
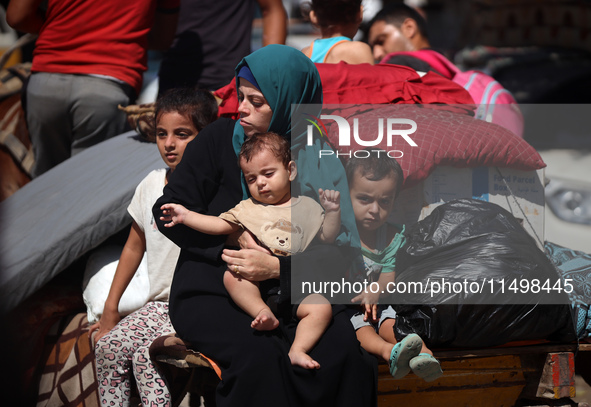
[232, 44, 359, 247]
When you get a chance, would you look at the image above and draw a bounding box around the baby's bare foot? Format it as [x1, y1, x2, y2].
[289, 350, 321, 369]
[251, 309, 279, 331]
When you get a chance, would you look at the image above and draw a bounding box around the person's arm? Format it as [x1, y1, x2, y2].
[160, 202, 239, 235]
[256, 0, 287, 46]
[148, 2, 179, 51]
[6, 0, 46, 34]
[317, 188, 341, 243]
[377, 270, 395, 293]
[224, 244, 356, 305]
[153, 119, 243, 262]
[89, 221, 146, 342]
[330, 41, 375, 65]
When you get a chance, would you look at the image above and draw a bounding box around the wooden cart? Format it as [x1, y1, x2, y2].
[151, 335, 591, 407]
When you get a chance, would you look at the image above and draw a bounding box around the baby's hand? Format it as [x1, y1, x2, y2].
[318, 188, 340, 212]
[160, 203, 188, 227]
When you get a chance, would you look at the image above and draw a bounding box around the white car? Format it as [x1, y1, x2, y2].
[514, 101, 591, 255]
[541, 149, 591, 254]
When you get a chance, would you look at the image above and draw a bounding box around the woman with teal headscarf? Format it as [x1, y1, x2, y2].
[154, 45, 377, 406]
[231, 45, 359, 246]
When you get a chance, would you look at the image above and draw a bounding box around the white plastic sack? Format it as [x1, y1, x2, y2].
[82, 245, 151, 324]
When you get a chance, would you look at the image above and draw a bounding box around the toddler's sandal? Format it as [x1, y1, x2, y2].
[388, 333, 423, 379]
[409, 353, 443, 382]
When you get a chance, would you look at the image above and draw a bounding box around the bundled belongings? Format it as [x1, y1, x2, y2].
[0, 132, 163, 313]
[320, 104, 544, 189]
[214, 61, 474, 118]
[390, 198, 577, 348]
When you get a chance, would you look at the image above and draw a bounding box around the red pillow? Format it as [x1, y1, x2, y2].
[322, 104, 545, 188]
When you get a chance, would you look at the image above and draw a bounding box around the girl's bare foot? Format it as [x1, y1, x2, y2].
[289, 349, 321, 369]
[251, 308, 279, 331]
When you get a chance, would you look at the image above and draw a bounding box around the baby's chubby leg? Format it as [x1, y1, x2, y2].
[223, 269, 278, 331]
[289, 294, 332, 369]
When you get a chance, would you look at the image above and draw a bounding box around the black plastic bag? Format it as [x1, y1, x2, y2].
[392, 198, 576, 348]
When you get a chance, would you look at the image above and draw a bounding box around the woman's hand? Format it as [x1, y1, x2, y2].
[88, 308, 121, 343]
[222, 248, 280, 281]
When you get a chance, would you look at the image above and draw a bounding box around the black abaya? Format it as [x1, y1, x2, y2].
[153, 118, 377, 406]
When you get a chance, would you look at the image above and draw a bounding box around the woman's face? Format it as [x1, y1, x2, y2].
[156, 111, 198, 173]
[238, 77, 273, 137]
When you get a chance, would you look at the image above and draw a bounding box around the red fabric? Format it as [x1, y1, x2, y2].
[214, 62, 538, 189]
[214, 81, 241, 119]
[317, 62, 472, 105]
[213, 62, 474, 119]
[32, 0, 179, 94]
[380, 50, 524, 138]
[323, 104, 544, 188]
